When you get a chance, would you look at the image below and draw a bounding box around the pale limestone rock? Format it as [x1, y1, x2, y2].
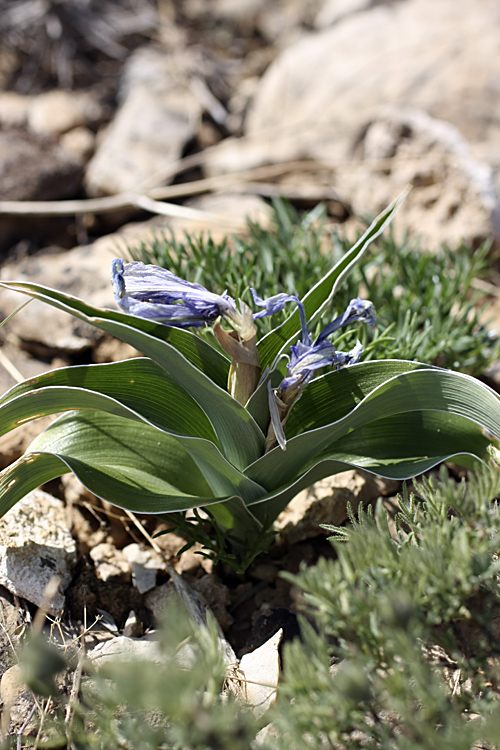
[207, 0, 500, 245]
[0, 221, 153, 355]
[229, 629, 282, 718]
[275, 470, 388, 544]
[90, 543, 131, 583]
[345, 107, 500, 248]
[0, 490, 76, 615]
[314, 0, 376, 28]
[247, 0, 500, 143]
[88, 634, 162, 667]
[27, 90, 104, 137]
[122, 543, 165, 594]
[60, 126, 95, 161]
[85, 47, 201, 196]
[0, 92, 31, 128]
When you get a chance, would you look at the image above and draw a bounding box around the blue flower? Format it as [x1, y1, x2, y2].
[280, 337, 363, 393]
[280, 297, 374, 394]
[262, 294, 375, 451]
[112, 259, 238, 329]
[251, 289, 301, 319]
[317, 297, 376, 342]
[250, 288, 309, 341]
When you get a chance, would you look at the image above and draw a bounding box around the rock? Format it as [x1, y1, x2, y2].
[88, 634, 162, 667]
[314, 0, 376, 28]
[343, 107, 500, 248]
[229, 629, 282, 718]
[0, 587, 23, 660]
[275, 470, 384, 544]
[208, 0, 500, 245]
[0, 664, 37, 738]
[192, 574, 234, 631]
[144, 581, 177, 622]
[0, 490, 77, 615]
[248, 0, 500, 144]
[151, 528, 213, 573]
[0, 337, 55, 400]
[122, 610, 143, 638]
[122, 543, 165, 594]
[0, 222, 150, 356]
[27, 90, 104, 137]
[0, 129, 82, 202]
[60, 126, 96, 162]
[85, 46, 202, 196]
[0, 127, 83, 252]
[0, 92, 31, 128]
[90, 543, 131, 583]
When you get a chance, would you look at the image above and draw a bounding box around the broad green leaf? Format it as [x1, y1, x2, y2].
[315, 410, 489, 472]
[27, 411, 266, 512]
[286, 359, 429, 436]
[0, 359, 217, 442]
[257, 189, 409, 369]
[38, 410, 266, 506]
[0, 452, 71, 517]
[0, 282, 264, 469]
[0, 281, 230, 386]
[0, 445, 262, 548]
[245, 367, 500, 491]
[247, 411, 487, 527]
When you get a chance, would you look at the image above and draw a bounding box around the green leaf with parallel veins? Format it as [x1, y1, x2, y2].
[0, 358, 217, 443]
[0, 282, 264, 469]
[247, 411, 488, 527]
[0, 452, 72, 518]
[0, 281, 230, 386]
[27, 411, 262, 512]
[245, 367, 500, 491]
[286, 359, 429, 436]
[314, 410, 489, 473]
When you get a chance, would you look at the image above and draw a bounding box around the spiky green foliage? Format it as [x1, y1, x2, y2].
[271, 463, 500, 749]
[125, 200, 500, 374]
[8, 606, 257, 750]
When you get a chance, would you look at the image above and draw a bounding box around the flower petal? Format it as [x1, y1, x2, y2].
[250, 289, 299, 318]
[112, 259, 238, 327]
[267, 381, 287, 451]
[118, 296, 211, 328]
[317, 298, 376, 341]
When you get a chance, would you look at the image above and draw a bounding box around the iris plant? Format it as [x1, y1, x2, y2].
[2, 192, 500, 570]
[112, 259, 375, 451]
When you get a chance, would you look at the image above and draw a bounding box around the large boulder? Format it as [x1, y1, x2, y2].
[206, 0, 500, 245]
[85, 46, 202, 196]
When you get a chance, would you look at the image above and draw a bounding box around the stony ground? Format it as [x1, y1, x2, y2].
[0, 0, 500, 740]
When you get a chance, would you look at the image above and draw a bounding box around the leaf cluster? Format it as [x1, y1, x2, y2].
[1, 194, 500, 572]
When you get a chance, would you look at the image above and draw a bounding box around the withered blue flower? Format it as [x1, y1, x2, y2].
[112, 259, 238, 329]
